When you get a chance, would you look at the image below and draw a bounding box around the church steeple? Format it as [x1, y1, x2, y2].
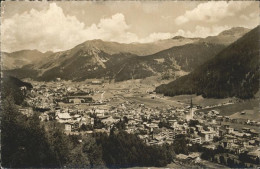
[186, 97, 194, 121]
[189, 97, 194, 120]
[190, 97, 193, 109]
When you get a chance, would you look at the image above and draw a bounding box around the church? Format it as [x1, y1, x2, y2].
[186, 98, 195, 121]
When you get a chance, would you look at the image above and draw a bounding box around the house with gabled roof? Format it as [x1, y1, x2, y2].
[56, 113, 72, 123]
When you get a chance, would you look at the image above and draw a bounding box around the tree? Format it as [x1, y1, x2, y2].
[1, 96, 57, 168]
[219, 155, 225, 164]
[164, 144, 175, 163]
[173, 134, 188, 155]
[66, 145, 90, 168]
[158, 121, 171, 129]
[95, 130, 174, 167]
[188, 120, 199, 127]
[94, 118, 105, 129]
[80, 124, 93, 131]
[2, 76, 32, 105]
[256, 157, 260, 165]
[2, 95, 24, 167]
[227, 158, 234, 167]
[213, 136, 220, 142]
[46, 127, 72, 167]
[123, 116, 129, 123]
[82, 136, 104, 167]
[158, 122, 163, 128]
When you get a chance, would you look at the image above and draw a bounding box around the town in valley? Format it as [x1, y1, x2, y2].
[17, 77, 260, 168]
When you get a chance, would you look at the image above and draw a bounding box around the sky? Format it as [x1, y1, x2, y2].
[1, 1, 259, 53]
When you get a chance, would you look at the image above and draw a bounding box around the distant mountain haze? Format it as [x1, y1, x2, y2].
[2, 50, 54, 70]
[3, 27, 250, 83]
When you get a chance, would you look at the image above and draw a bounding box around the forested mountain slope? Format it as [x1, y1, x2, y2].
[155, 26, 259, 99]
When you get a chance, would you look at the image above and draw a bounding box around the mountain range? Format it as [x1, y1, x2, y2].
[3, 27, 250, 83]
[2, 37, 199, 70]
[199, 27, 250, 45]
[155, 26, 259, 99]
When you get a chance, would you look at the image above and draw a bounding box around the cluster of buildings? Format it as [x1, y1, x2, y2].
[20, 80, 260, 167]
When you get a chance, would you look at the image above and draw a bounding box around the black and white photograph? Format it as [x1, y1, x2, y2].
[1, 1, 259, 168]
